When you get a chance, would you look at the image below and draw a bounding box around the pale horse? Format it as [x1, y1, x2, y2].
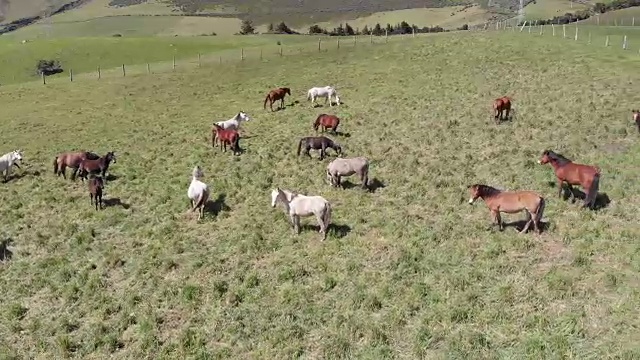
[326, 157, 370, 190]
[213, 111, 251, 146]
[187, 165, 210, 220]
[270, 187, 332, 241]
[0, 149, 24, 182]
[307, 86, 340, 107]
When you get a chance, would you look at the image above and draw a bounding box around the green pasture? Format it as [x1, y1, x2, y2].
[1, 29, 640, 358]
[521, 0, 590, 20]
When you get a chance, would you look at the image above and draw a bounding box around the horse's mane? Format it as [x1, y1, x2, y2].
[544, 150, 572, 165]
[471, 184, 502, 197]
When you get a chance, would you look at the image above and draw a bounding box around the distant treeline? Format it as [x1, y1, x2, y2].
[307, 21, 454, 36]
[519, 0, 640, 25]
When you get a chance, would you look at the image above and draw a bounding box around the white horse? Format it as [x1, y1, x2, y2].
[187, 165, 210, 220]
[307, 86, 340, 107]
[214, 111, 251, 131]
[270, 187, 332, 241]
[0, 149, 23, 182]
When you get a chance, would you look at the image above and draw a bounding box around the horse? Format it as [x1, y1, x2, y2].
[264, 87, 291, 111]
[307, 86, 340, 107]
[77, 151, 117, 182]
[633, 110, 640, 132]
[0, 149, 23, 183]
[213, 111, 251, 146]
[88, 175, 104, 211]
[212, 124, 241, 155]
[538, 150, 601, 209]
[326, 157, 369, 190]
[270, 187, 332, 241]
[297, 136, 342, 160]
[468, 184, 545, 234]
[313, 114, 340, 134]
[54, 151, 101, 180]
[493, 96, 512, 124]
[188, 165, 210, 220]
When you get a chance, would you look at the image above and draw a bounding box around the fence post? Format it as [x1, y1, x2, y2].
[353, 35, 357, 46]
[520, 21, 527, 32]
[42, 72, 46, 85]
[147, 63, 150, 74]
[172, 56, 176, 70]
[605, 35, 610, 46]
[563, 24, 566, 38]
[633, 17, 635, 26]
[370, 32, 373, 44]
[69, 69, 73, 82]
[385, 29, 388, 42]
[122, 64, 125, 77]
[412, 27, 415, 38]
[260, 49, 263, 60]
[528, 23, 531, 33]
[337, 38, 340, 49]
[318, 38, 321, 52]
[597, 16, 600, 26]
[623, 35, 628, 50]
[219, 55, 222, 64]
[574, 26, 578, 41]
[198, 53, 201, 67]
[241, 48, 244, 61]
[588, 32, 591, 44]
[539, 24, 543, 35]
[98, 66, 101, 80]
[279, 46, 283, 56]
[552, 23, 555, 36]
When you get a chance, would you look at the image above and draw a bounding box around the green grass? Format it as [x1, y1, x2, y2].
[521, 0, 590, 20]
[579, 7, 640, 25]
[2, 29, 640, 358]
[0, 34, 317, 84]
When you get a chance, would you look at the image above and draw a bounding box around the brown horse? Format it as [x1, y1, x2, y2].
[468, 184, 545, 234]
[633, 110, 640, 132]
[78, 151, 117, 182]
[297, 136, 342, 160]
[88, 175, 104, 210]
[264, 87, 291, 111]
[53, 151, 100, 180]
[538, 150, 601, 209]
[493, 96, 512, 124]
[313, 114, 340, 134]
[212, 124, 241, 155]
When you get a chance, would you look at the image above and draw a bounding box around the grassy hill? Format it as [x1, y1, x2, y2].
[1, 29, 640, 358]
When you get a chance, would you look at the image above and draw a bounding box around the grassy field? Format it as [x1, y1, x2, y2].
[302, 5, 493, 32]
[2, 29, 640, 358]
[0, 34, 316, 84]
[521, 0, 590, 20]
[579, 7, 640, 25]
[0, 0, 75, 24]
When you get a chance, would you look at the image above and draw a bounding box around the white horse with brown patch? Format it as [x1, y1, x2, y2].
[270, 187, 332, 241]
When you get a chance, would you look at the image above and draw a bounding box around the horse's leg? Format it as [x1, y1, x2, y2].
[320, 145, 326, 160]
[565, 183, 576, 202]
[315, 212, 325, 236]
[520, 211, 533, 234]
[305, 146, 312, 159]
[491, 210, 502, 231]
[557, 179, 564, 199]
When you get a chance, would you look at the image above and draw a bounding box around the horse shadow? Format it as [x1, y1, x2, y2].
[105, 174, 119, 182]
[3, 168, 41, 183]
[328, 131, 351, 138]
[301, 223, 351, 238]
[545, 182, 611, 210]
[367, 178, 386, 193]
[0, 238, 14, 261]
[502, 220, 550, 234]
[103, 197, 130, 209]
[205, 193, 230, 217]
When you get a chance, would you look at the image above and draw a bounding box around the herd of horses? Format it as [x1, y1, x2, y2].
[2, 87, 638, 240]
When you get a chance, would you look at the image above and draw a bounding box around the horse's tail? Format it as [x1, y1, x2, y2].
[263, 94, 270, 109]
[536, 196, 546, 225]
[194, 188, 209, 211]
[53, 156, 59, 174]
[233, 134, 240, 153]
[323, 201, 332, 234]
[297, 138, 303, 156]
[307, 90, 311, 101]
[362, 161, 370, 189]
[313, 115, 320, 131]
[587, 172, 601, 208]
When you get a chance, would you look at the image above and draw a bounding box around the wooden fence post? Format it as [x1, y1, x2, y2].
[528, 23, 531, 33]
[198, 53, 201, 67]
[172, 56, 176, 70]
[633, 17, 635, 26]
[147, 63, 150, 74]
[605, 35, 610, 46]
[574, 26, 578, 41]
[70, 69, 73, 82]
[122, 64, 125, 77]
[370, 32, 373, 44]
[385, 29, 388, 42]
[597, 16, 600, 26]
[552, 23, 555, 36]
[539, 24, 543, 35]
[588, 32, 591, 44]
[279, 46, 283, 56]
[241, 48, 244, 61]
[353, 35, 357, 46]
[563, 24, 566, 38]
[412, 27, 415, 38]
[260, 49, 263, 60]
[318, 38, 321, 52]
[337, 38, 340, 49]
[219, 55, 222, 64]
[623, 35, 628, 49]
[98, 66, 101, 80]
[42, 72, 46, 85]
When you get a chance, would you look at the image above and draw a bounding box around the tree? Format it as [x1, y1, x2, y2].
[308, 24, 325, 34]
[372, 23, 383, 36]
[239, 19, 255, 35]
[361, 25, 369, 35]
[275, 21, 293, 34]
[345, 23, 355, 35]
[267, 23, 274, 32]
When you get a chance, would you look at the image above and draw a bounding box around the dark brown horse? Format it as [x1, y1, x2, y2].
[53, 151, 100, 180]
[633, 110, 640, 132]
[78, 151, 117, 181]
[538, 150, 601, 209]
[313, 114, 340, 134]
[264, 87, 291, 111]
[468, 184, 545, 234]
[493, 96, 512, 124]
[212, 124, 241, 155]
[297, 136, 342, 160]
[88, 175, 104, 210]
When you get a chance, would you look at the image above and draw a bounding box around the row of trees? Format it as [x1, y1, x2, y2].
[520, 0, 640, 25]
[239, 19, 455, 36]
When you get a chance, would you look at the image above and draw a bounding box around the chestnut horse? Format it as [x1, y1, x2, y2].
[633, 110, 640, 132]
[53, 151, 100, 180]
[264, 87, 291, 111]
[313, 114, 340, 134]
[212, 124, 241, 155]
[78, 151, 117, 182]
[493, 96, 512, 124]
[538, 150, 601, 209]
[468, 184, 545, 234]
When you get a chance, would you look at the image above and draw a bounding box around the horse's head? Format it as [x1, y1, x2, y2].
[271, 188, 281, 207]
[192, 165, 204, 179]
[284, 88, 291, 96]
[106, 151, 116, 163]
[11, 149, 23, 162]
[467, 184, 482, 204]
[633, 110, 639, 122]
[538, 150, 552, 165]
[334, 143, 343, 156]
[237, 111, 250, 122]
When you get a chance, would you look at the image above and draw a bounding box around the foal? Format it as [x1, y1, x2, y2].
[633, 110, 640, 132]
[78, 151, 116, 181]
[263, 87, 291, 111]
[88, 175, 104, 210]
[212, 124, 241, 155]
[468, 184, 545, 234]
[493, 96, 512, 124]
[538, 150, 601, 209]
[297, 136, 342, 160]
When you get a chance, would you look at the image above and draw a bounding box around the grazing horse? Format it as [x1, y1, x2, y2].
[264, 87, 291, 111]
[54, 151, 100, 180]
[538, 150, 601, 209]
[77, 151, 117, 182]
[307, 86, 340, 107]
[297, 136, 342, 160]
[313, 114, 340, 134]
[493, 96, 512, 123]
[270, 187, 332, 241]
[468, 184, 545, 234]
[88, 175, 104, 211]
[0, 149, 23, 182]
[633, 110, 640, 132]
[326, 157, 369, 190]
[187, 165, 210, 220]
[213, 111, 251, 146]
[212, 124, 241, 155]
